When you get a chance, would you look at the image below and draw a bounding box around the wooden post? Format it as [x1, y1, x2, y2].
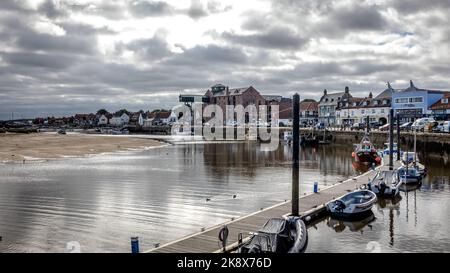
[366, 115, 370, 133]
[396, 114, 401, 161]
[389, 109, 394, 170]
[292, 93, 300, 216]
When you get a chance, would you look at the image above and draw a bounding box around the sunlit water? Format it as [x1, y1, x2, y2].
[0, 142, 448, 253]
[0, 142, 351, 253]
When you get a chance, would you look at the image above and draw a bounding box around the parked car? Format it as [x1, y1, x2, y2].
[351, 123, 365, 130]
[369, 122, 381, 129]
[399, 122, 413, 131]
[379, 123, 390, 131]
[411, 117, 436, 131]
[433, 122, 444, 133]
[314, 122, 325, 130]
[443, 121, 450, 133]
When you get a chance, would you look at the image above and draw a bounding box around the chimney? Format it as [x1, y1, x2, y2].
[323, 89, 327, 95]
[410, 80, 415, 89]
[345, 86, 349, 93]
[226, 86, 229, 96]
[369, 92, 373, 99]
[387, 82, 392, 90]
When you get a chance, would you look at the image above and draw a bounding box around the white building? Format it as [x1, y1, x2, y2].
[110, 113, 129, 126]
[98, 114, 109, 125]
[336, 85, 393, 126]
[318, 87, 352, 126]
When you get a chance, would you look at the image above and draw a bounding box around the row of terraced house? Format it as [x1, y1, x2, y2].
[318, 80, 450, 126]
[180, 81, 450, 127]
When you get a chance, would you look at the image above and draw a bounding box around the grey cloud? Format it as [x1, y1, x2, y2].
[330, 4, 388, 31]
[392, 0, 450, 14]
[38, 0, 66, 19]
[165, 44, 248, 67]
[188, 0, 208, 19]
[1, 51, 76, 70]
[121, 31, 172, 60]
[129, 0, 175, 17]
[220, 27, 307, 50]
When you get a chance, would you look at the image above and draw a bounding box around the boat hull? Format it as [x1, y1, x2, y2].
[355, 151, 380, 164]
[327, 190, 377, 219]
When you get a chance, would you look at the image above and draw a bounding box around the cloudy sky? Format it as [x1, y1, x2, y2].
[1, 0, 450, 119]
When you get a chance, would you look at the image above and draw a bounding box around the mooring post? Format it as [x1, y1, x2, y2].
[131, 237, 139, 253]
[292, 93, 300, 216]
[389, 109, 394, 170]
[396, 114, 401, 161]
[366, 115, 370, 133]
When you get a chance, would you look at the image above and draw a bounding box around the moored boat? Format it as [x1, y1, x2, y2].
[352, 135, 381, 164]
[397, 166, 422, 184]
[300, 134, 319, 146]
[283, 131, 293, 143]
[367, 170, 402, 197]
[236, 216, 308, 253]
[327, 190, 377, 219]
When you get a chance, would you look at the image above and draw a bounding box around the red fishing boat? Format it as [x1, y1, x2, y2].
[352, 135, 381, 164]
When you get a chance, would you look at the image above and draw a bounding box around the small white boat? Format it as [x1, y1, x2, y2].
[367, 170, 402, 197]
[381, 142, 399, 157]
[283, 131, 293, 143]
[327, 190, 377, 219]
[401, 152, 427, 178]
[397, 166, 422, 184]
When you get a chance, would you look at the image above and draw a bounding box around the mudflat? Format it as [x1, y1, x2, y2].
[0, 133, 165, 163]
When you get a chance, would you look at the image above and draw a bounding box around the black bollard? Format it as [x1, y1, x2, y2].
[131, 237, 139, 253]
[396, 114, 401, 161]
[292, 93, 300, 216]
[389, 109, 394, 170]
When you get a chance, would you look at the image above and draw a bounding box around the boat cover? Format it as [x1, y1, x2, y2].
[240, 218, 291, 253]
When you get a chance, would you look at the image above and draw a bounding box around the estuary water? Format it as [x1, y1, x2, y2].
[0, 141, 449, 252]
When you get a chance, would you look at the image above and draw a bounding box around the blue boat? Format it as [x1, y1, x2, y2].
[397, 166, 422, 184]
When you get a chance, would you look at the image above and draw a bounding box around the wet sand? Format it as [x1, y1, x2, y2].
[0, 133, 165, 163]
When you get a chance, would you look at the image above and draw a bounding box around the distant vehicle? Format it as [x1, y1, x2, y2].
[369, 122, 381, 129]
[443, 121, 450, 133]
[379, 123, 390, 131]
[399, 122, 413, 131]
[351, 123, 366, 130]
[433, 122, 444, 133]
[314, 122, 325, 130]
[411, 117, 435, 131]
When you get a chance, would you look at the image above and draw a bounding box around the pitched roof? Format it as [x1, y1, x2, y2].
[430, 92, 450, 110]
[300, 101, 318, 112]
[212, 87, 252, 97]
[148, 111, 171, 119]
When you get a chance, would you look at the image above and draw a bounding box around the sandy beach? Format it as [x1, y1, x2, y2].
[0, 133, 166, 163]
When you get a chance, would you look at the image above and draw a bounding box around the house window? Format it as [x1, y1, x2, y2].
[442, 98, 449, 104]
[361, 110, 365, 114]
[381, 109, 385, 114]
[372, 109, 376, 114]
[395, 98, 408, 103]
[383, 100, 388, 105]
[373, 100, 379, 105]
[409, 97, 423, 103]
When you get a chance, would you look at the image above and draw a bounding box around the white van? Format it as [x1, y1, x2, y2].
[411, 117, 435, 131]
[443, 121, 450, 133]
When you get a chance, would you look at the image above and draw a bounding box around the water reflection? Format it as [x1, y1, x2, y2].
[0, 142, 353, 253]
[327, 212, 375, 233]
[307, 149, 450, 253]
